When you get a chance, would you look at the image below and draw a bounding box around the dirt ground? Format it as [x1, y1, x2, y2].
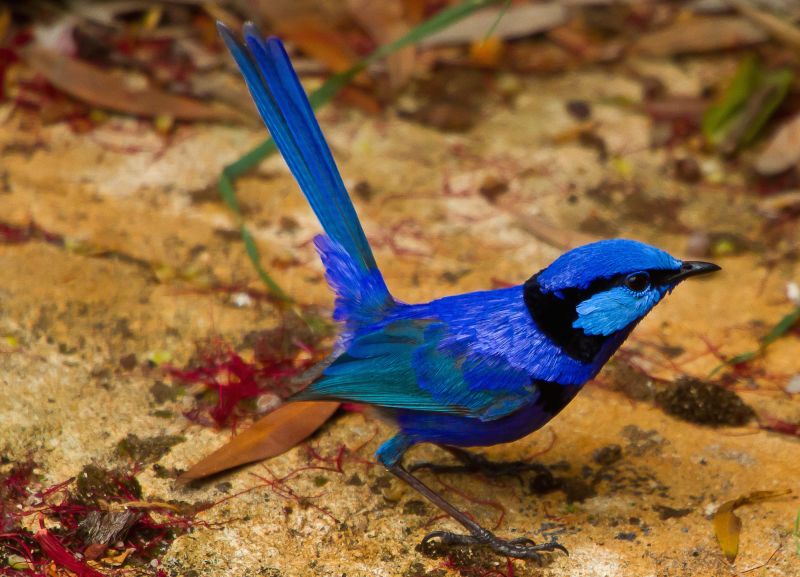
[1, 54, 799, 576]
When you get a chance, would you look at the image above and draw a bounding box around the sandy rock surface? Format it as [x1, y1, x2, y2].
[1, 60, 798, 577]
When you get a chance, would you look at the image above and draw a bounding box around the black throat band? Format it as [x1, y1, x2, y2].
[522, 274, 609, 364]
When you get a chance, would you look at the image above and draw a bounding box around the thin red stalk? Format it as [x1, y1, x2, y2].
[34, 519, 105, 577]
[436, 478, 506, 531]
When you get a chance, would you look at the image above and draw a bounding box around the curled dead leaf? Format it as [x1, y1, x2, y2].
[757, 190, 800, 217]
[727, 0, 800, 51]
[177, 401, 340, 484]
[347, 0, 415, 90]
[713, 489, 792, 563]
[755, 114, 800, 175]
[633, 17, 767, 56]
[21, 45, 241, 121]
[419, 3, 567, 47]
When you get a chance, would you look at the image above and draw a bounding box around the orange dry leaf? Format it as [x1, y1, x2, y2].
[102, 547, 135, 567]
[21, 45, 241, 121]
[178, 401, 340, 484]
[713, 489, 791, 563]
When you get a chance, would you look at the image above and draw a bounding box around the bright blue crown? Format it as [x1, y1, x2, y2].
[537, 239, 681, 292]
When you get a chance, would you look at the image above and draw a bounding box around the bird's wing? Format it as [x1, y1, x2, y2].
[295, 319, 535, 420]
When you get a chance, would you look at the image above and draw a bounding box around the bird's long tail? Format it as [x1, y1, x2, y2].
[218, 23, 393, 327]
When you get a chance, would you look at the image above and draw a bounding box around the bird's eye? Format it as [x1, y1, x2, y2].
[624, 272, 650, 292]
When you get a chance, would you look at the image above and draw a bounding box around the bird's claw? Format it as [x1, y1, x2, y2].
[421, 529, 568, 560]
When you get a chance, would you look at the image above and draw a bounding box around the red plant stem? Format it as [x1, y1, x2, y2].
[34, 519, 106, 577]
[436, 477, 506, 530]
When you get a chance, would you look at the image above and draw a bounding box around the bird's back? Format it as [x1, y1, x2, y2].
[295, 284, 610, 422]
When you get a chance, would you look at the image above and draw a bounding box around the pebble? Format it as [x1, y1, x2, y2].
[786, 374, 800, 395]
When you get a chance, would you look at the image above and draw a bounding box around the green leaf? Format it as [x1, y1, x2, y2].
[712, 305, 800, 374]
[702, 55, 793, 153]
[760, 303, 800, 347]
[702, 54, 758, 145]
[739, 68, 794, 147]
[219, 0, 503, 300]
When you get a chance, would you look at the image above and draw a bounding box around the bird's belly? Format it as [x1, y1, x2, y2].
[394, 383, 582, 448]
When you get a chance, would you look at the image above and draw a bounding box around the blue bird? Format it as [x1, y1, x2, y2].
[218, 23, 721, 560]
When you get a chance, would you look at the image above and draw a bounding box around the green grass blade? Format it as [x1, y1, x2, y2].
[702, 54, 757, 145]
[219, 0, 502, 299]
[760, 304, 800, 347]
[483, 0, 512, 40]
[711, 304, 800, 374]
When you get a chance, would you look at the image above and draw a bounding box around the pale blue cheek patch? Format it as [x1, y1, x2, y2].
[573, 286, 666, 336]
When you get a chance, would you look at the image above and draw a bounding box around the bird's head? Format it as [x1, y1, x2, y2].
[524, 239, 720, 363]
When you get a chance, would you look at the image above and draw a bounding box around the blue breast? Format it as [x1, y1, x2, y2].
[391, 381, 582, 447]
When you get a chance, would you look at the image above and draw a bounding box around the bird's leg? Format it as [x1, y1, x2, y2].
[388, 464, 567, 560]
[410, 446, 553, 480]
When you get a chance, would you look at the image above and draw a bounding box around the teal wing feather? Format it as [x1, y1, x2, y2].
[296, 319, 535, 420]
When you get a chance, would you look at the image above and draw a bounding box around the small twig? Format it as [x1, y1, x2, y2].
[741, 544, 782, 573]
[727, 0, 800, 50]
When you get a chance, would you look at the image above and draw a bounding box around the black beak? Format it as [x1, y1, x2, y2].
[666, 261, 721, 283]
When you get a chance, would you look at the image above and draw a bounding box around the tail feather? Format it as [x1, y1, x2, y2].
[314, 235, 391, 329]
[218, 23, 392, 322]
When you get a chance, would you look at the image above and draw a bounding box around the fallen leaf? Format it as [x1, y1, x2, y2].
[633, 17, 767, 56]
[755, 114, 800, 175]
[713, 489, 791, 563]
[727, 0, 800, 51]
[21, 45, 241, 121]
[102, 547, 135, 567]
[277, 18, 361, 74]
[0, 6, 11, 43]
[757, 190, 800, 216]
[348, 0, 416, 89]
[643, 98, 708, 122]
[495, 190, 599, 251]
[178, 401, 340, 484]
[419, 2, 567, 47]
[255, 2, 362, 78]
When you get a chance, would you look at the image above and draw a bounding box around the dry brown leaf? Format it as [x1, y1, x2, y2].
[277, 19, 360, 74]
[633, 16, 767, 56]
[420, 3, 568, 47]
[0, 6, 11, 43]
[755, 113, 800, 175]
[177, 401, 340, 484]
[713, 489, 792, 563]
[515, 215, 599, 251]
[101, 548, 135, 567]
[347, 0, 415, 90]
[757, 190, 800, 216]
[21, 45, 241, 121]
[496, 191, 599, 250]
[250, 3, 362, 78]
[727, 0, 800, 50]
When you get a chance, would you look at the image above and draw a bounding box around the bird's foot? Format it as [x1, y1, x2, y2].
[421, 528, 568, 560]
[410, 447, 551, 479]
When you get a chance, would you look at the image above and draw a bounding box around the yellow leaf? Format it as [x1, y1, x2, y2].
[713, 489, 791, 563]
